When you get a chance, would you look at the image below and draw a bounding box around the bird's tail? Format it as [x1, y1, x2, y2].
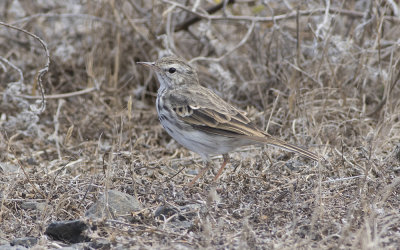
[247, 134, 319, 162]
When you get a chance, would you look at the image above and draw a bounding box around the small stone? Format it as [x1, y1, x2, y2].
[0, 163, 19, 173]
[85, 190, 142, 220]
[154, 204, 201, 230]
[10, 237, 38, 248]
[26, 158, 38, 165]
[20, 201, 46, 212]
[154, 205, 178, 219]
[89, 238, 111, 249]
[20, 202, 37, 210]
[393, 143, 400, 162]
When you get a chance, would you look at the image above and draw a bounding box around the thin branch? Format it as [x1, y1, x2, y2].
[11, 13, 118, 27]
[0, 21, 50, 113]
[161, 0, 400, 23]
[3, 86, 98, 100]
[172, 0, 235, 33]
[189, 21, 255, 63]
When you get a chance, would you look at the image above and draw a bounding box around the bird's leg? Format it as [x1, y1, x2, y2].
[213, 154, 230, 182]
[187, 161, 210, 187]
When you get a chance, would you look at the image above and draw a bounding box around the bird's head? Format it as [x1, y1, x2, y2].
[137, 56, 199, 89]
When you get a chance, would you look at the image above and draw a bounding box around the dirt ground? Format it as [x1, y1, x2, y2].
[0, 0, 399, 249]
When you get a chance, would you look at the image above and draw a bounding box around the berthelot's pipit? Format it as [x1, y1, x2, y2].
[137, 56, 318, 186]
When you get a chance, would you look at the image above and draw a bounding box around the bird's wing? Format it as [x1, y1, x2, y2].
[167, 86, 265, 138]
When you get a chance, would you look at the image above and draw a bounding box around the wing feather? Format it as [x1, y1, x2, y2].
[167, 85, 262, 138]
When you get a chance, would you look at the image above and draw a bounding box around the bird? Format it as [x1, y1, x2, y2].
[137, 55, 318, 186]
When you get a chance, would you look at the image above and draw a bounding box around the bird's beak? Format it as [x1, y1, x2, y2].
[136, 61, 156, 69]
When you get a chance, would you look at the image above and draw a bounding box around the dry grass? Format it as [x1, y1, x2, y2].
[0, 0, 399, 249]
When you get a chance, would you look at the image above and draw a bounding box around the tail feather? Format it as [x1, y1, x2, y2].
[247, 135, 319, 162]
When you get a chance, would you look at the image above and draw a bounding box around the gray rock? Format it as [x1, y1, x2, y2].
[85, 190, 142, 220]
[20, 201, 46, 212]
[89, 238, 111, 249]
[10, 237, 38, 248]
[0, 163, 19, 173]
[20, 202, 37, 210]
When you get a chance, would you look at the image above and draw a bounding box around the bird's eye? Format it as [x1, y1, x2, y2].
[168, 67, 176, 74]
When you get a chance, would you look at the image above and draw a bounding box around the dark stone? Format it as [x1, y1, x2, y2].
[45, 220, 90, 243]
[154, 205, 179, 219]
[154, 204, 201, 231]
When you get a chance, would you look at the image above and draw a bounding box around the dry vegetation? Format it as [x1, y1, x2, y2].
[1, 0, 400, 249]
